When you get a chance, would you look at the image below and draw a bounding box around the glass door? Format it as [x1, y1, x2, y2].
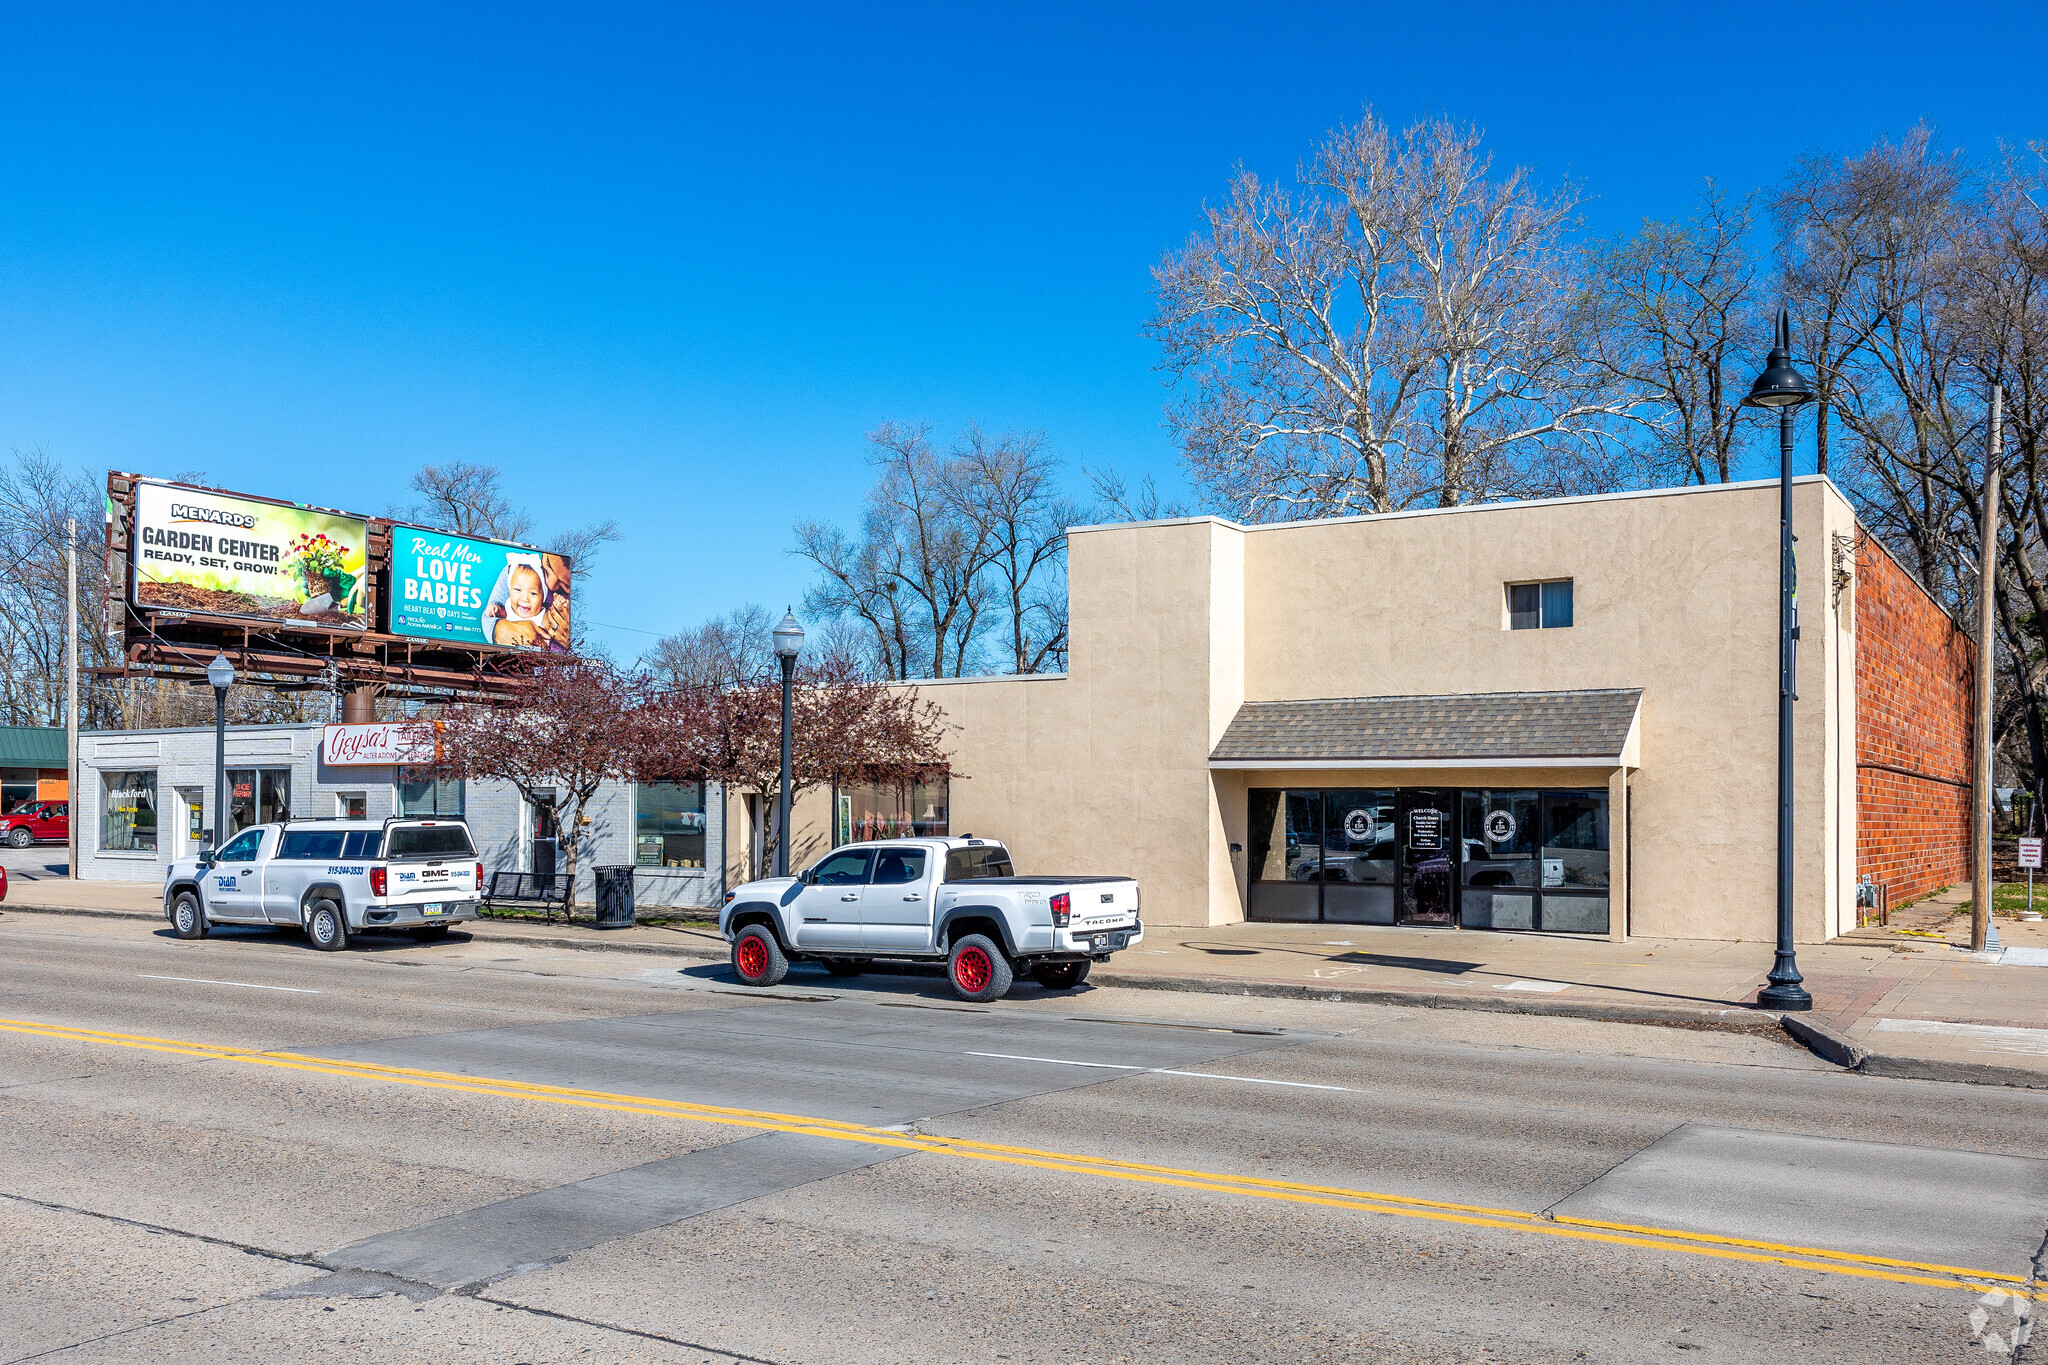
[1396, 789, 1456, 925]
[1321, 788, 1396, 923]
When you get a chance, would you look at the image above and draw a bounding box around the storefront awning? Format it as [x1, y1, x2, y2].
[1208, 689, 1642, 769]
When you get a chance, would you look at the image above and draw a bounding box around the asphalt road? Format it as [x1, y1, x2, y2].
[5, 910, 2047, 1363]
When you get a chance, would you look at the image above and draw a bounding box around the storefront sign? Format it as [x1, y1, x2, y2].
[322, 722, 439, 767]
[1408, 808, 1443, 851]
[1343, 809, 1373, 841]
[131, 480, 369, 630]
[388, 527, 572, 652]
[1484, 809, 1517, 843]
[2021, 837, 2043, 871]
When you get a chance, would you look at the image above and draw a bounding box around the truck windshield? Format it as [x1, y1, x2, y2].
[944, 846, 1014, 881]
[385, 824, 476, 859]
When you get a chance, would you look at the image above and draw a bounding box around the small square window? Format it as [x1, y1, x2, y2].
[337, 792, 367, 820]
[1508, 579, 1573, 630]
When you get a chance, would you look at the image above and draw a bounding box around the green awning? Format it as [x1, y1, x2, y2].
[0, 726, 68, 769]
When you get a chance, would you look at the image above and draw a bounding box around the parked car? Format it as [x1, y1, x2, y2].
[719, 836, 1142, 1002]
[161, 817, 482, 949]
[0, 801, 68, 847]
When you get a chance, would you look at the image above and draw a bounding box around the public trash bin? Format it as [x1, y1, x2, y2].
[594, 865, 636, 929]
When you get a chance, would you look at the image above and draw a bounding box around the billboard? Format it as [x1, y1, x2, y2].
[131, 480, 369, 631]
[388, 526, 571, 651]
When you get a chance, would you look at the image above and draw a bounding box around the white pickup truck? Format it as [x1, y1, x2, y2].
[719, 836, 1142, 1002]
[162, 817, 483, 951]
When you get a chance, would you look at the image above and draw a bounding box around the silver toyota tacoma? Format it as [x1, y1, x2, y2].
[720, 835, 1142, 1001]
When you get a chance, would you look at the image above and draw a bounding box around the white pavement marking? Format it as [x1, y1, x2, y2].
[1873, 1017, 2048, 1056]
[137, 974, 321, 994]
[1495, 980, 1570, 993]
[967, 1050, 1357, 1092]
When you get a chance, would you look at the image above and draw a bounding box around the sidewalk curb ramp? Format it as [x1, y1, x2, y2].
[11, 900, 2048, 1088]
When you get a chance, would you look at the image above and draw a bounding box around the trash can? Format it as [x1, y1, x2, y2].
[594, 866, 636, 929]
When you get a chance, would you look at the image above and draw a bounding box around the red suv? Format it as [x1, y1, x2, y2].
[1, 802, 68, 847]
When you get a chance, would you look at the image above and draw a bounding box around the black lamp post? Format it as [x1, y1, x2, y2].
[771, 611, 805, 877]
[206, 653, 235, 856]
[1742, 307, 1815, 1012]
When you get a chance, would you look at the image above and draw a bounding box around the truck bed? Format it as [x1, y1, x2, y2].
[957, 875, 1133, 886]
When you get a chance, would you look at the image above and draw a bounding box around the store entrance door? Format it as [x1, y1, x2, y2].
[1396, 788, 1456, 925]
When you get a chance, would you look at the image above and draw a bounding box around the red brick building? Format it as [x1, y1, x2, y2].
[1855, 532, 1975, 907]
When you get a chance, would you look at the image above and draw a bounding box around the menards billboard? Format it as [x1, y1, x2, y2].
[129, 480, 370, 631]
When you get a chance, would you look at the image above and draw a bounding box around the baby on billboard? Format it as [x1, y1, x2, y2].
[483, 552, 572, 650]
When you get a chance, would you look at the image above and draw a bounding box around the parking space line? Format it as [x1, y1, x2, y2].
[137, 975, 322, 994]
[967, 1050, 1356, 1092]
[0, 1013, 2027, 1298]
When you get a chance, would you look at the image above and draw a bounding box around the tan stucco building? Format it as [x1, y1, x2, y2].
[736, 475, 1974, 944]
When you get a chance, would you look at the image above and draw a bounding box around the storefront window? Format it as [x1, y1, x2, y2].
[837, 779, 948, 843]
[2, 768, 36, 813]
[636, 781, 706, 868]
[228, 768, 292, 833]
[399, 769, 464, 817]
[101, 771, 158, 852]
[1250, 785, 1611, 934]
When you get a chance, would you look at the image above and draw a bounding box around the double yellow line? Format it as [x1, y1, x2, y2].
[3, 1014, 2029, 1300]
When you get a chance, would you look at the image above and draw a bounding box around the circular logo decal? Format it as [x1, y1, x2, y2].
[1484, 810, 1517, 843]
[1343, 809, 1373, 841]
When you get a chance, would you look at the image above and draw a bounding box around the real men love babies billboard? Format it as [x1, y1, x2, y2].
[389, 527, 572, 651]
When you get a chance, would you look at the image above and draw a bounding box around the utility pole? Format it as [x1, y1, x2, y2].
[66, 518, 78, 880]
[1973, 385, 2003, 952]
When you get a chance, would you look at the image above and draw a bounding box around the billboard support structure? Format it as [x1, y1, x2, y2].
[103, 473, 569, 705]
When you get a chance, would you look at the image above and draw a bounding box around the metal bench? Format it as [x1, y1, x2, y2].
[481, 871, 571, 922]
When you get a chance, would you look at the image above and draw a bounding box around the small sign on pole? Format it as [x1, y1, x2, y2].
[2021, 837, 2043, 919]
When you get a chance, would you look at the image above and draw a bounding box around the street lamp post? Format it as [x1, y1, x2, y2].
[206, 653, 235, 857]
[771, 611, 805, 877]
[1743, 307, 1815, 1013]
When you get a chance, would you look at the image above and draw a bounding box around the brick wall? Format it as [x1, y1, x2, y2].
[1856, 532, 1975, 905]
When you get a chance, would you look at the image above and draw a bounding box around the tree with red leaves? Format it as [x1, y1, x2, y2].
[636, 656, 952, 878]
[434, 656, 641, 911]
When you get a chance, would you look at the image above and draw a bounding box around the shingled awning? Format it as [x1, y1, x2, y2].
[1208, 689, 1642, 769]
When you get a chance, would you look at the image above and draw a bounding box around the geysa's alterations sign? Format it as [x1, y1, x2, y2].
[131, 481, 369, 630]
[389, 526, 572, 651]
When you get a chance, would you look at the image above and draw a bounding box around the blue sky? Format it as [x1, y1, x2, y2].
[3, 2, 2044, 659]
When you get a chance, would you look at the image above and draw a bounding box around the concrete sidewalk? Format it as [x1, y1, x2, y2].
[13, 875, 2048, 1086]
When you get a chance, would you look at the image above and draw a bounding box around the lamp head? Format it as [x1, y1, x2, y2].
[772, 610, 805, 660]
[206, 653, 236, 690]
[1744, 306, 1815, 410]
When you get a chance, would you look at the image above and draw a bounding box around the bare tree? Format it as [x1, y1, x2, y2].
[1149, 108, 1643, 520]
[795, 422, 998, 679]
[394, 460, 620, 595]
[1587, 183, 1764, 485]
[646, 604, 775, 690]
[951, 426, 1074, 673]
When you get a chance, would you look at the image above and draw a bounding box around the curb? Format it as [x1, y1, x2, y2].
[1780, 1014, 1870, 1068]
[1087, 969, 1788, 1036]
[0, 900, 732, 960]
[1776, 1012, 2048, 1090]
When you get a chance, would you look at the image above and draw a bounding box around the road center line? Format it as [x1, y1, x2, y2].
[966, 1049, 1353, 1092]
[0, 1014, 2023, 1299]
[137, 975, 322, 994]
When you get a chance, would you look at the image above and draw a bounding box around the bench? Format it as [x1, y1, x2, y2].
[481, 871, 571, 922]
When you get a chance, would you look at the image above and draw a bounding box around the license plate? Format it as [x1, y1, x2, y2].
[1105, 931, 1128, 950]
[422, 904, 445, 916]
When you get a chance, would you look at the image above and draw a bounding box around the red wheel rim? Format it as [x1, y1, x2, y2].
[736, 935, 768, 980]
[955, 946, 992, 993]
